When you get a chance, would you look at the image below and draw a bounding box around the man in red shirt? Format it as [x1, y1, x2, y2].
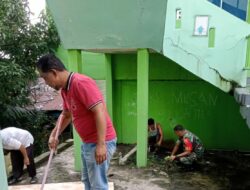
[36, 54, 117, 190]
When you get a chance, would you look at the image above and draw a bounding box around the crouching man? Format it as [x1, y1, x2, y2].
[148, 118, 163, 152]
[0, 127, 37, 185]
[170, 125, 204, 167]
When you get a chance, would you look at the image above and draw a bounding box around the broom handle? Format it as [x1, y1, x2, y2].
[40, 115, 63, 190]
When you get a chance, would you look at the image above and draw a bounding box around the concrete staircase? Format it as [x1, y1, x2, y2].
[234, 78, 250, 128]
[163, 0, 250, 128]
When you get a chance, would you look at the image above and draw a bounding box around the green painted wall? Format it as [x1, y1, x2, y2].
[56, 48, 250, 168]
[56, 46, 69, 68]
[81, 52, 106, 80]
[56, 47, 106, 80]
[164, 0, 250, 91]
[113, 53, 250, 151]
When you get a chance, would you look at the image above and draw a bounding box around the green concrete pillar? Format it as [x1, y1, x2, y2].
[245, 0, 250, 74]
[136, 49, 149, 167]
[67, 50, 82, 171]
[0, 136, 8, 190]
[105, 54, 113, 120]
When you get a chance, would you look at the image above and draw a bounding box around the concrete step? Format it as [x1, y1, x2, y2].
[246, 117, 250, 129]
[247, 77, 250, 86]
[235, 77, 250, 129]
[234, 88, 250, 106]
[239, 106, 250, 129]
[240, 106, 250, 120]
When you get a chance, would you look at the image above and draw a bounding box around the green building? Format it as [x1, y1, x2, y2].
[49, 0, 250, 168]
[1, 1, 250, 188]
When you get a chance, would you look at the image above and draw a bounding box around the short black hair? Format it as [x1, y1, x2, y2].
[148, 118, 155, 125]
[36, 54, 66, 73]
[174, 125, 185, 131]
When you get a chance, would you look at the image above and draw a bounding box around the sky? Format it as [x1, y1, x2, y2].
[28, 0, 46, 23]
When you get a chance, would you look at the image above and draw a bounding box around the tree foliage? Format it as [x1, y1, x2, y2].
[0, 0, 60, 127]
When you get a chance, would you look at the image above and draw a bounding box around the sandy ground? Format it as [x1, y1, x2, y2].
[8, 144, 250, 190]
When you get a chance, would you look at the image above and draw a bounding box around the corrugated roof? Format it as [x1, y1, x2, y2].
[29, 78, 63, 111]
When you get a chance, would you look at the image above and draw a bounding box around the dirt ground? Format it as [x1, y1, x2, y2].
[111, 145, 250, 190]
[9, 144, 250, 190]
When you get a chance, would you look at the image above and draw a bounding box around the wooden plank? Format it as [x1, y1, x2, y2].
[9, 181, 114, 190]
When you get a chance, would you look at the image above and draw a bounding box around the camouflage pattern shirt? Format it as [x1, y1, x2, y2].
[176, 130, 204, 158]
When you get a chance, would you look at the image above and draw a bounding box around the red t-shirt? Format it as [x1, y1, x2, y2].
[61, 73, 116, 143]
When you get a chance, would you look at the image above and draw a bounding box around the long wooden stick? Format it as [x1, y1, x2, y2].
[40, 115, 63, 190]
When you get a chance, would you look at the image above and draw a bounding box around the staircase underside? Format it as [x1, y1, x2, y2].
[234, 77, 250, 128]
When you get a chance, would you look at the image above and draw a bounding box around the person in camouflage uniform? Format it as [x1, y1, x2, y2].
[170, 125, 204, 165]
